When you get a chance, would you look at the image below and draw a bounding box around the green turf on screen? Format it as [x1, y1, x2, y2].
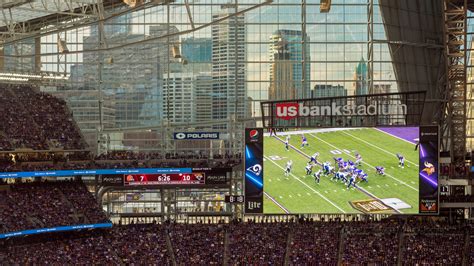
[263, 128, 419, 214]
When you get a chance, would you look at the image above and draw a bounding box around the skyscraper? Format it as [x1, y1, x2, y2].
[81, 24, 179, 129]
[269, 29, 311, 100]
[353, 57, 368, 106]
[211, 5, 246, 120]
[182, 37, 212, 63]
[162, 71, 213, 124]
[268, 37, 295, 100]
[313, 84, 347, 98]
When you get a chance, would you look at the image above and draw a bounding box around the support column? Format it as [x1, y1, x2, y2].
[443, 0, 468, 169]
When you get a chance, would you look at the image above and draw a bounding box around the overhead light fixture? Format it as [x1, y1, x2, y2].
[172, 45, 181, 59]
[123, 0, 144, 8]
[57, 38, 69, 53]
[320, 0, 331, 13]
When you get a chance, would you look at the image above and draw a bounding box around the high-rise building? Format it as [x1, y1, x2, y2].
[162, 71, 213, 124]
[163, 72, 195, 124]
[313, 84, 347, 98]
[353, 57, 368, 105]
[90, 13, 130, 37]
[3, 38, 35, 72]
[81, 24, 179, 129]
[269, 29, 311, 100]
[354, 57, 368, 96]
[211, 5, 246, 120]
[268, 38, 295, 100]
[193, 74, 213, 122]
[312, 84, 348, 107]
[182, 37, 212, 63]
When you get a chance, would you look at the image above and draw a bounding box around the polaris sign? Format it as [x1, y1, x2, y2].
[173, 132, 220, 140]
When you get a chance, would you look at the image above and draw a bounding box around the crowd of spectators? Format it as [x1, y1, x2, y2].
[403, 232, 464, 265]
[0, 180, 108, 234]
[288, 221, 342, 265]
[470, 225, 474, 265]
[1, 224, 171, 265]
[402, 218, 466, 265]
[341, 220, 402, 265]
[228, 221, 290, 265]
[169, 223, 225, 265]
[0, 219, 472, 264]
[0, 85, 86, 151]
[0, 151, 242, 173]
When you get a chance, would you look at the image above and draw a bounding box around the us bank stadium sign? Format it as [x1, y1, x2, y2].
[260, 91, 426, 128]
[173, 132, 220, 140]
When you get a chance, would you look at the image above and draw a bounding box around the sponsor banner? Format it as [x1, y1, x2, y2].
[0, 168, 192, 179]
[260, 91, 426, 128]
[420, 199, 438, 213]
[244, 128, 264, 213]
[0, 223, 113, 239]
[349, 199, 396, 214]
[274, 102, 406, 120]
[100, 174, 124, 186]
[174, 132, 220, 140]
[203, 168, 231, 185]
[419, 126, 439, 214]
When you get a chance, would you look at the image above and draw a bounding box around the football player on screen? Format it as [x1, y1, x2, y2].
[285, 135, 290, 151]
[308, 152, 319, 164]
[284, 160, 293, 176]
[301, 134, 309, 148]
[355, 153, 363, 166]
[396, 153, 405, 168]
[322, 162, 333, 175]
[314, 170, 322, 184]
[347, 173, 356, 189]
[305, 162, 313, 176]
[375, 166, 385, 176]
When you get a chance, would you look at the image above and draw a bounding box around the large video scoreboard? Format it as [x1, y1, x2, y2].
[245, 126, 439, 215]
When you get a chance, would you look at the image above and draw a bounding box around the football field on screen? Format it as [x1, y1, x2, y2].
[263, 128, 419, 214]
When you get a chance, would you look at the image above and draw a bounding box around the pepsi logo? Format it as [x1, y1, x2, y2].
[249, 129, 259, 140]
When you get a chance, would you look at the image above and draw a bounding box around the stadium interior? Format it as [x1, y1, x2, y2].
[0, 0, 473, 264]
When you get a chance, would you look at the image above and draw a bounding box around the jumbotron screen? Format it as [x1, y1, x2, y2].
[244, 127, 439, 214]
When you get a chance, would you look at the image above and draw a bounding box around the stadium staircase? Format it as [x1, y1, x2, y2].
[336, 226, 346, 265]
[223, 229, 230, 266]
[29, 216, 44, 229]
[283, 229, 293, 266]
[57, 190, 81, 224]
[396, 226, 406, 266]
[165, 229, 177, 266]
[462, 227, 470, 266]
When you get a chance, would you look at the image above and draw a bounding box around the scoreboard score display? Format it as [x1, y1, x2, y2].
[124, 172, 205, 186]
[121, 168, 230, 186]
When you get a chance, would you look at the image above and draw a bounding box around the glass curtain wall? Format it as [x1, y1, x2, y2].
[6, 0, 397, 150]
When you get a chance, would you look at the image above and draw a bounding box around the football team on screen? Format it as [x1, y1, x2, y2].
[282, 134, 405, 189]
